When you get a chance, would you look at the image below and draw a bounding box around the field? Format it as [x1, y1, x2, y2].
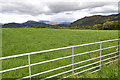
[71, 60, 118, 78]
[1, 28, 118, 79]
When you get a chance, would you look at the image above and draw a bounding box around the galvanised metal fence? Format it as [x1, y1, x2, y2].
[0, 39, 119, 80]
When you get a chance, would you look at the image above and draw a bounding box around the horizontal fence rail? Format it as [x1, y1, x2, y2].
[0, 39, 119, 80]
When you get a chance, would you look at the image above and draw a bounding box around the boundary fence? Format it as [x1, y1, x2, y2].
[0, 39, 119, 80]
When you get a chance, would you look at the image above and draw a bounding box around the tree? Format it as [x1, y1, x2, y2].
[102, 21, 118, 30]
[92, 24, 102, 30]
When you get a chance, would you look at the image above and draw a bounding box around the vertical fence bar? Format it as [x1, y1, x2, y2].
[28, 54, 31, 80]
[118, 37, 120, 59]
[72, 47, 74, 76]
[119, 37, 120, 79]
[100, 42, 102, 70]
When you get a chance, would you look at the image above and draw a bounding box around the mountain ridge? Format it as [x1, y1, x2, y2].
[2, 13, 119, 28]
[69, 13, 119, 27]
[2, 20, 71, 27]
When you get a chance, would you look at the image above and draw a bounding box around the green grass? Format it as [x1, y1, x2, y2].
[76, 61, 118, 78]
[2, 28, 118, 79]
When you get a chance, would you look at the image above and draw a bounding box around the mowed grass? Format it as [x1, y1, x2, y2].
[2, 28, 118, 79]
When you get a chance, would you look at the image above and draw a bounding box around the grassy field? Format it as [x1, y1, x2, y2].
[83, 61, 118, 78]
[70, 60, 118, 78]
[2, 28, 118, 79]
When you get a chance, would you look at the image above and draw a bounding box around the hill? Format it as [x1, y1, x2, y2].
[3, 23, 23, 28]
[69, 13, 120, 27]
[2, 20, 71, 28]
[23, 20, 50, 26]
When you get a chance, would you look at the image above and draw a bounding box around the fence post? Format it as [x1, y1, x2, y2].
[118, 37, 120, 60]
[100, 42, 102, 70]
[28, 54, 31, 80]
[118, 37, 120, 79]
[72, 47, 74, 76]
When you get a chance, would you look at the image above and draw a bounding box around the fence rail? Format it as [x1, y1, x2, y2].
[0, 39, 119, 80]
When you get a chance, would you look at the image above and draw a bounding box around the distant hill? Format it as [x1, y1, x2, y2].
[3, 13, 119, 28]
[60, 22, 71, 25]
[3, 23, 23, 28]
[23, 20, 50, 26]
[2, 20, 49, 28]
[2, 20, 71, 28]
[69, 13, 120, 27]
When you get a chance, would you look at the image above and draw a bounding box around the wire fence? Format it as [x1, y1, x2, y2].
[0, 39, 119, 80]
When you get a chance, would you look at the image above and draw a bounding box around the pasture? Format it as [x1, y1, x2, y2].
[1, 28, 118, 79]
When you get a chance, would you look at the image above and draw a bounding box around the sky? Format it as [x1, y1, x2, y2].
[0, 0, 119, 23]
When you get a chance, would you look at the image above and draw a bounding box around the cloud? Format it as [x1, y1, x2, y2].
[0, 13, 39, 23]
[90, 4, 118, 14]
[0, 0, 117, 15]
[0, 0, 51, 15]
[46, 2, 113, 14]
[0, 0, 118, 23]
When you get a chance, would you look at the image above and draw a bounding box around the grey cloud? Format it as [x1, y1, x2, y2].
[1, 1, 50, 15]
[0, 1, 117, 16]
[46, 2, 113, 13]
[89, 4, 118, 14]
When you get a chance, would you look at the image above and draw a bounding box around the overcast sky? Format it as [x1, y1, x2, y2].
[0, 0, 119, 23]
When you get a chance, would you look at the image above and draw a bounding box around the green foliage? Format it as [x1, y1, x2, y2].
[69, 26, 92, 29]
[31, 25, 50, 28]
[69, 20, 119, 30]
[53, 26, 63, 29]
[92, 24, 102, 30]
[102, 21, 118, 30]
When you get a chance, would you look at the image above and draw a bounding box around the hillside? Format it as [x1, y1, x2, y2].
[3, 23, 23, 28]
[69, 13, 120, 26]
[2, 20, 71, 28]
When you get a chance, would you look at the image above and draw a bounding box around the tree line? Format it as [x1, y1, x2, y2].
[31, 20, 119, 30]
[69, 21, 119, 30]
[2, 21, 119, 30]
